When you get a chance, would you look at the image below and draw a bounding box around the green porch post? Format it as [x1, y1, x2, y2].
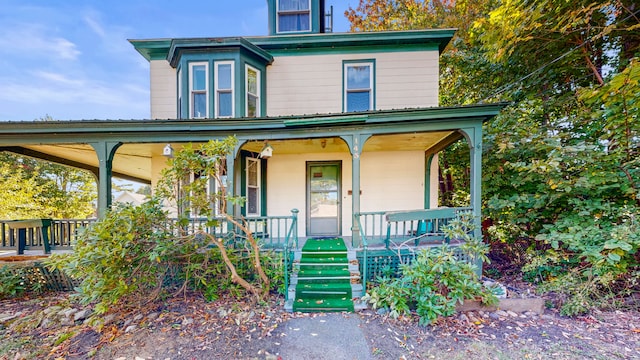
[425, 153, 436, 209]
[90, 141, 122, 218]
[463, 125, 483, 275]
[340, 133, 370, 246]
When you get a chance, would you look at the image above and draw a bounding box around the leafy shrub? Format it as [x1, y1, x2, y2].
[363, 212, 498, 325]
[0, 266, 25, 299]
[47, 137, 284, 313]
[524, 206, 640, 315]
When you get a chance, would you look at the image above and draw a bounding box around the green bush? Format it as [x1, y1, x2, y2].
[0, 266, 25, 299]
[363, 212, 498, 325]
[524, 206, 640, 315]
[47, 200, 283, 314]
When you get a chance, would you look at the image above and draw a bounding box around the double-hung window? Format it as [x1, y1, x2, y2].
[215, 61, 234, 118]
[344, 61, 374, 112]
[246, 65, 260, 117]
[246, 157, 261, 216]
[277, 0, 310, 33]
[189, 62, 208, 118]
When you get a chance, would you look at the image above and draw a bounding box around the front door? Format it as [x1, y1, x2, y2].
[306, 161, 341, 237]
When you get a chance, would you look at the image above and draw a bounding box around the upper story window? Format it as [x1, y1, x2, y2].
[277, 0, 311, 33]
[215, 61, 234, 118]
[344, 61, 374, 112]
[189, 62, 208, 118]
[246, 65, 261, 117]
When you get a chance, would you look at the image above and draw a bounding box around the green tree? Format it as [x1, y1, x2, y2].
[346, 0, 640, 314]
[0, 153, 96, 219]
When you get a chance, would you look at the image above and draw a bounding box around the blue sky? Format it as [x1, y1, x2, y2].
[0, 0, 353, 121]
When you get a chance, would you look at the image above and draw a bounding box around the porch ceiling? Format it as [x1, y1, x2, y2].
[10, 130, 461, 183]
[240, 131, 460, 154]
[19, 143, 171, 184]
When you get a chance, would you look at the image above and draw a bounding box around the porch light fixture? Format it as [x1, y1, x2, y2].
[162, 143, 174, 158]
[259, 142, 273, 158]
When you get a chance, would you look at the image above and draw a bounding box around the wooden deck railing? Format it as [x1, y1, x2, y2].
[355, 207, 472, 249]
[1, 212, 300, 253]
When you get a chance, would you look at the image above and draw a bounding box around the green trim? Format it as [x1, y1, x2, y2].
[168, 37, 273, 68]
[249, 29, 454, 54]
[284, 115, 367, 127]
[129, 29, 454, 63]
[129, 39, 172, 61]
[0, 104, 506, 143]
[266, 43, 439, 57]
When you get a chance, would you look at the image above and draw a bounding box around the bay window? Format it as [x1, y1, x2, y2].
[215, 61, 234, 118]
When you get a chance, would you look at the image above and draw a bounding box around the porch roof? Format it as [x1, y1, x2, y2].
[0, 104, 506, 183]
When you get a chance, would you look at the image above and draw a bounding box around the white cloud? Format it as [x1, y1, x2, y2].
[32, 71, 84, 87]
[0, 25, 81, 60]
[83, 13, 107, 39]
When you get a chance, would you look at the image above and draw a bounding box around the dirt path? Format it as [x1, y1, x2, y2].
[1, 293, 639, 359]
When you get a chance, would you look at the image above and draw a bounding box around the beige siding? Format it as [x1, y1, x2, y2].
[266, 150, 424, 237]
[360, 150, 425, 213]
[150, 60, 176, 119]
[267, 51, 439, 117]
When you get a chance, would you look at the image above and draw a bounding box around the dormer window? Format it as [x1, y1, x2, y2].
[189, 62, 208, 118]
[215, 61, 234, 118]
[277, 0, 311, 33]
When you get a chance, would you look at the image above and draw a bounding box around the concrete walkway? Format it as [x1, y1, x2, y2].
[276, 313, 372, 360]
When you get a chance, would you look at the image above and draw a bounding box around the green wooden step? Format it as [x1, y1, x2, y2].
[297, 268, 350, 277]
[292, 297, 355, 312]
[295, 283, 352, 299]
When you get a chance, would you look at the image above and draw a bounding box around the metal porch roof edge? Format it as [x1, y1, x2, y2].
[0, 103, 507, 144]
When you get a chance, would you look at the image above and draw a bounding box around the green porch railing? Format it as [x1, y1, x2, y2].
[354, 214, 369, 297]
[1, 219, 95, 253]
[283, 209, 299, 302]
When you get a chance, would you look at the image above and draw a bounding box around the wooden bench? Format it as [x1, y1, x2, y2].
[384, 208, 458, 248]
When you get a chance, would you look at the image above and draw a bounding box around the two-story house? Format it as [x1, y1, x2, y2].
[0, 0, 503, 311]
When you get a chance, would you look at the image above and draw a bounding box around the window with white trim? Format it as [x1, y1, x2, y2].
[215, 61, 234, 118]
[344, 62, 373, 112]
[246, 157, 261, 216]
[189, 62, 208, 118]
[277, 0, 311, 33]
[246, 65, 260, 117]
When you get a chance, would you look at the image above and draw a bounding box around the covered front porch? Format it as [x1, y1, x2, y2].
[0, 104, 502, 309]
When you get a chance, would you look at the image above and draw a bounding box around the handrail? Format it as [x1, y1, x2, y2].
[354, 213, 368, 297]
[283, 209, 299, 302]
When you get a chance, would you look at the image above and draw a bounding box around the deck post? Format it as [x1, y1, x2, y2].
[90, 141, 122, 218]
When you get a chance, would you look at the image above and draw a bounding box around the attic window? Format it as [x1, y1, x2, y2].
[277, 0, 311, 33]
